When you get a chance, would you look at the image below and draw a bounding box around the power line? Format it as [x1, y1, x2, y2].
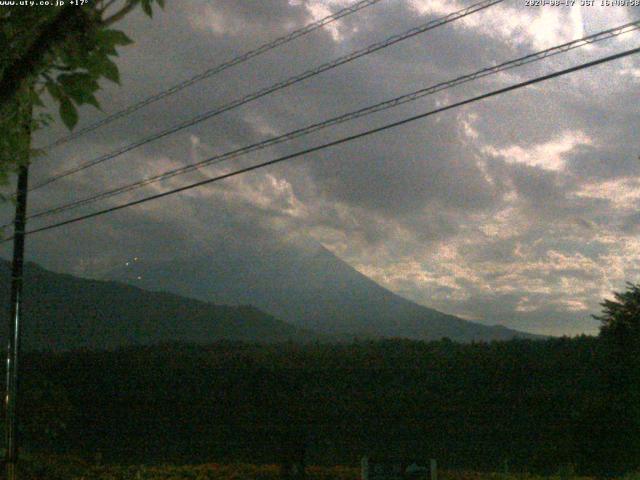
[42, 0, 386, 150]
[8, 45, 639, 241]
[29, 0, 503, 192]
[22, 20, 640, 224]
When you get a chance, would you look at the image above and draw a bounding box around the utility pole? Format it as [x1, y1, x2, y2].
[4, 90, 32, 480]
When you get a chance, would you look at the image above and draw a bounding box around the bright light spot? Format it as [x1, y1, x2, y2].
[574, 177, 640, 209]
[188, 5, 244, 36]
[619, 67, 640, 79]
[460, 113, 479, 140]
[305, 1, 343, 41]
[561, 299, 589, 312]
[483, 131, 592, 171]
[408, 1, 584, 50]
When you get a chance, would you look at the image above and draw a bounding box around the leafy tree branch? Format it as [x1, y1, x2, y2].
[0, 0, 164, 184]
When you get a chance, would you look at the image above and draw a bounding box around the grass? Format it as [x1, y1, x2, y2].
[1, 456, 626, 480]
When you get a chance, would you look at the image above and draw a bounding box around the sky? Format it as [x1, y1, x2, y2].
[2, 0, 640, 336]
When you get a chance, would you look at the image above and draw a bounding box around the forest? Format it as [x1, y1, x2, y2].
[15, 329, 639, 476]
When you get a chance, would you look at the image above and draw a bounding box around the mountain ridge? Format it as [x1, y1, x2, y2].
[0, 259, 320, 351]
[105, 241, 543, 342]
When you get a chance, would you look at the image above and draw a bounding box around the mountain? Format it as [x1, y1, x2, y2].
[105, 240, 541, 342]
[0, 260, 319, 351]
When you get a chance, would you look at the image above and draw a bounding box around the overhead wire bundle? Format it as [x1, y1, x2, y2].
[10, 44, 640, 241]
[29, 0, 504, 192]
[43, 0, 387, 150]
[20, 19, 640, 225]
[7, 0, 640, 240]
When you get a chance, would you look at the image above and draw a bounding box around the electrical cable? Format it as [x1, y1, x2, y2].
[7, 44, 638, 241]
[42, 0, 387, 150]
[21, 21, 640, 224]
[29, 0, 503, 192]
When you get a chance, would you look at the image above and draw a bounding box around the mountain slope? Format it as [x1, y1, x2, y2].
[0, 260, 319, 351]
[106, 241, 541, 342]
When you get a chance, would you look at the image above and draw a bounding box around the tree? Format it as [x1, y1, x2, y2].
[582, 283, 640, 475]
[1, 2, 164, 476]
[594, 282, 640, 348]
[0, 0, 165, 190]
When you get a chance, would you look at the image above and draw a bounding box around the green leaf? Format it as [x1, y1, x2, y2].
[57, 73, 99, 104]
[101, 57, 120, 84]
[141, 0, 153, 17]
[59, 97, 78, 130]
[98, 29, 133, 47]
[85, 93, 101, 110]
[99, 42, 118, 57]
[84, 53, 120, 85]
[156, 0, 165, 8]
[45, 81, 63, 101]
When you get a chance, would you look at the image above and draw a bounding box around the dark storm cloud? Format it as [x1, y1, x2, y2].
[302, 119, 501, 215]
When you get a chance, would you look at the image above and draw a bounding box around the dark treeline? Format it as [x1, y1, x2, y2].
[16, 333, 639, 476]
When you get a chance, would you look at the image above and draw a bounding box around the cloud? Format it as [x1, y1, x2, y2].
[483, 130, 592, 171]
[5, 0, 640, 336]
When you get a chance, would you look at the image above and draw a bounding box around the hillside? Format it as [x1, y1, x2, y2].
[0, 260, 318, 351]
[106, 240, 541, 342]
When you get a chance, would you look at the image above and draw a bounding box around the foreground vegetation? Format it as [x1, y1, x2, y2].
[14, 334, 633, 476]
[9, 456, 357, 480]
[7, 283, 640, 477]
[5, 455, 623, 480]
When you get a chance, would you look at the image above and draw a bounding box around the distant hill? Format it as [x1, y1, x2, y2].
[106, 240, 542, 342]
[0, 260, 319, 351]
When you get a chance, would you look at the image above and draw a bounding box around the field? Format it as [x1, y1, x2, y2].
[10, 455, 619, 480]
